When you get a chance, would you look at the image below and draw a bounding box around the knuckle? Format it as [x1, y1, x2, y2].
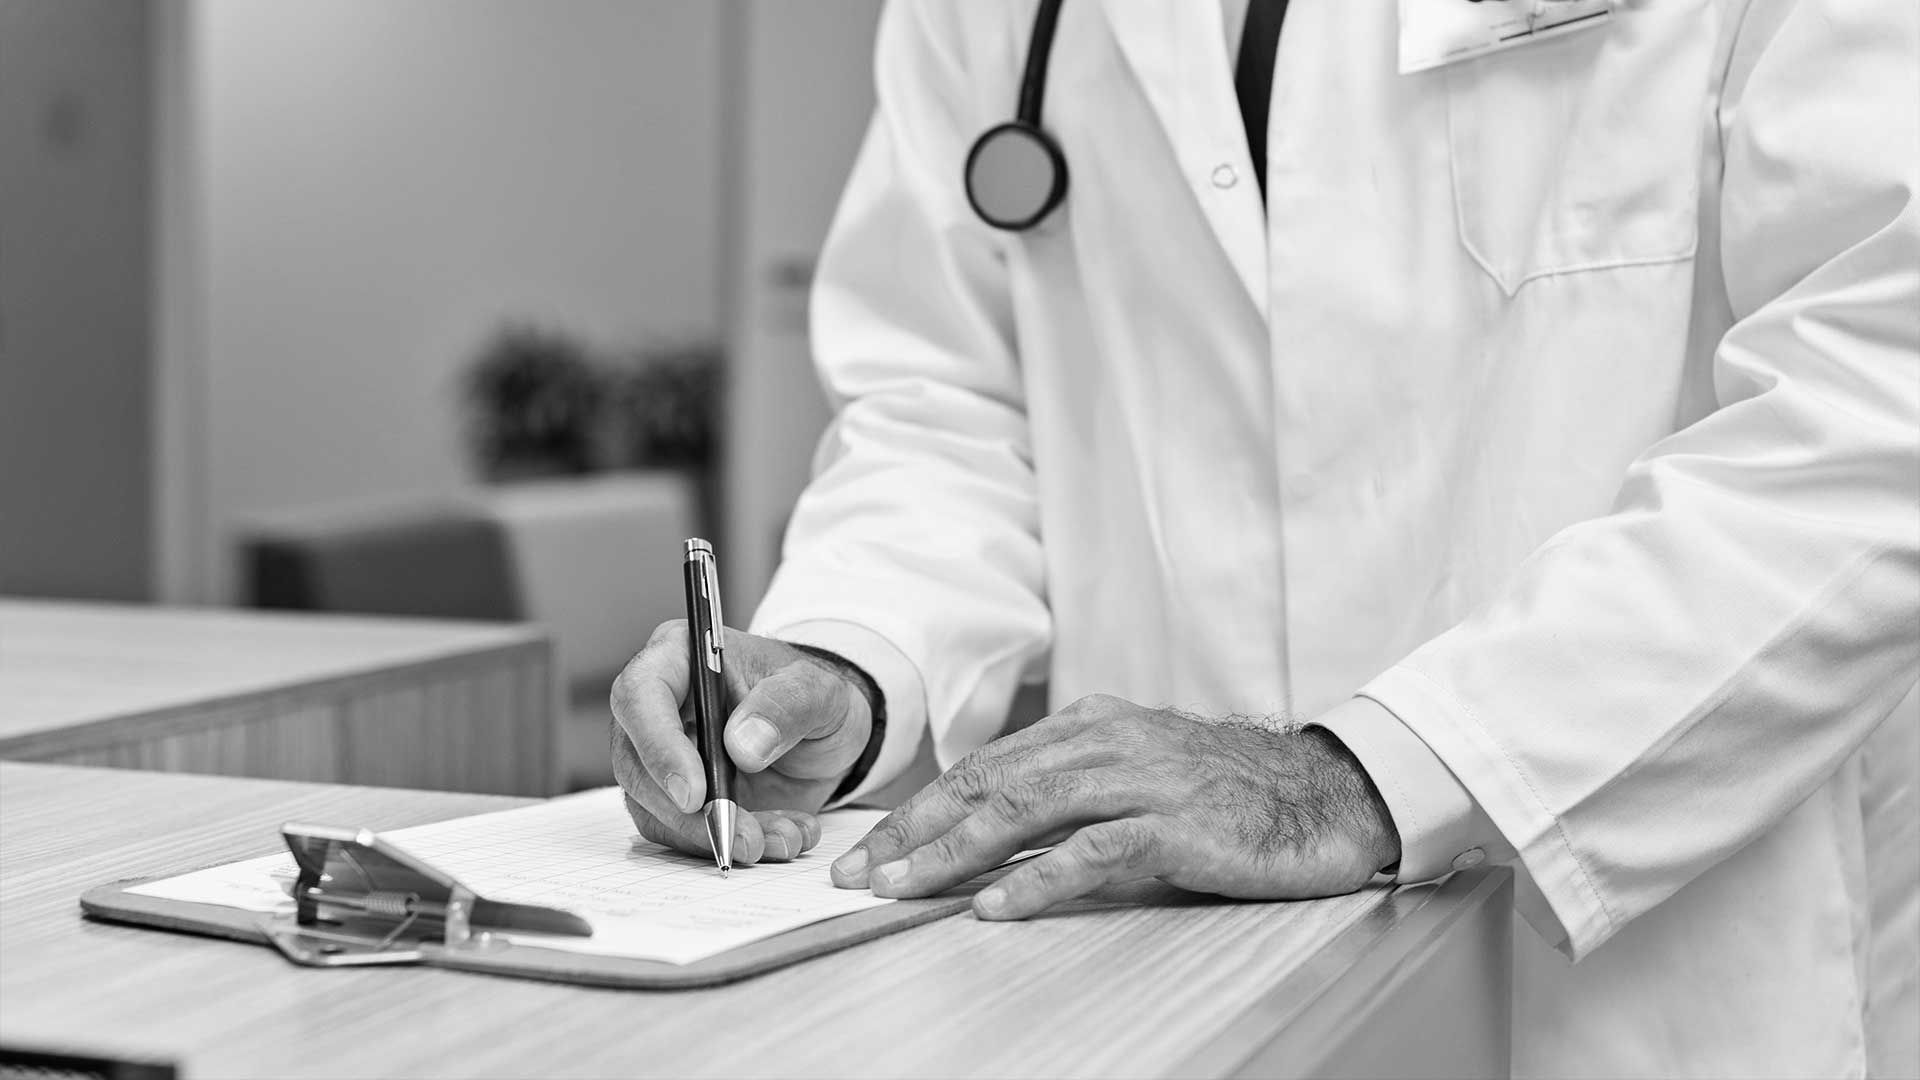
[1028, 711, 1076, 737]
[946, 763, 1004, 806]
[1025, 853, 1075, 892]
[794, 658, 841, 699]
[1102, 720, 1152, 754]
[868, 809, 922, 851]
[759, 662, 826, 721]
[1081, 823, 1157, 869]
[981, 787, 1030, 824]
[922, 824, 971, 862]
[609, 665, 640, 714]
[1029, 771, 1086, 809]
[610, 658, 664, 719]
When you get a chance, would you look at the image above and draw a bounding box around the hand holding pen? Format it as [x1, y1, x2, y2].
[609, 539, 882, 870]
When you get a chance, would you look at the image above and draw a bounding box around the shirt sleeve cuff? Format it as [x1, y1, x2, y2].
[755, 619, 928, 808]
[1313, 696, 1510, 882]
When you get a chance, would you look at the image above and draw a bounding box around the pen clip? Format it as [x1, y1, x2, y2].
[696, 550, 724, 673]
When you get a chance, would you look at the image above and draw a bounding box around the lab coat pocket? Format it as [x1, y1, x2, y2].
[1443, 2, 1711, 296]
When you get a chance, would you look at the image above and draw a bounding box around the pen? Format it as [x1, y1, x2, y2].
[682, 538, 735, 875]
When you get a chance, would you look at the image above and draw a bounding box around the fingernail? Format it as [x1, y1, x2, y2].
[871, 858, 910, 893]
[738, 715, 779, 764]
[764, 833, 791, 860]
[666, 774, 692, 812]
[833, 847, 869, 881]
[976, 887, 1008, 917]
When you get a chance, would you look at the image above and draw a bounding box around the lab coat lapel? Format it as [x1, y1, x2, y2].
[1099, 0, 1270, 321]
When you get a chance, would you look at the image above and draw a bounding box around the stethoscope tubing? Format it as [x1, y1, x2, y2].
[1016, 0, 1066, 126]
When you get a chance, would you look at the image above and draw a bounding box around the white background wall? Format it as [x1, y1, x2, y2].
[722, 0, 882, 616]
[189, 0, 727, 598]
[3, 1, 882, 609]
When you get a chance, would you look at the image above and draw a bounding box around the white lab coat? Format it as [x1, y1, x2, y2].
[751, 0, 1920, 1074]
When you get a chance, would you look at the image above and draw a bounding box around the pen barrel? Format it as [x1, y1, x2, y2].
[694, 661, 728, 802]
[682, 556, 730, 803]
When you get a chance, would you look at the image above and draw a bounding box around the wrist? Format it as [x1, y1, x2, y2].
[1300, 726, 1402, 874]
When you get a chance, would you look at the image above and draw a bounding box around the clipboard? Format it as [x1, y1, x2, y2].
[80, 819, 1011, 990]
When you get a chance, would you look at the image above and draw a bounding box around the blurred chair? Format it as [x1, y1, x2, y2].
[239, 473, 700, 791]
[247, 500, 520, 620]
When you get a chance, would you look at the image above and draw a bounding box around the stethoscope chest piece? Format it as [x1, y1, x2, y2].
[966, 0, 1069, 232]
[965, 121, 1069, 232]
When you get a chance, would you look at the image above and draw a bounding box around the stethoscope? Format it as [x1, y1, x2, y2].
[964, 0, 1068, 232]
[965, 0, 1597, 231]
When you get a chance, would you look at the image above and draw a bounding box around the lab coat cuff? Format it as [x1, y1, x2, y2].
[755, 619, 929, 809]
[1361, 664, 1604, 958]
[1313, 697, 1506, 883]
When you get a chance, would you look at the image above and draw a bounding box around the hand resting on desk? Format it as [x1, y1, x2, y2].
[832, 695, 1402, 919]
[610, 620, 875, 865]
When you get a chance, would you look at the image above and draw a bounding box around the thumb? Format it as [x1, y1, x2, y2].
[725, 659, 866, 778]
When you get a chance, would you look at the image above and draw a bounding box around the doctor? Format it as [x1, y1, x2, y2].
[613, 0, 1919, 1074]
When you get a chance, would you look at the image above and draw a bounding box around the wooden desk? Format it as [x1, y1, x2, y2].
[0, 764, 1512, 1078]
[0, 601, 555, 795]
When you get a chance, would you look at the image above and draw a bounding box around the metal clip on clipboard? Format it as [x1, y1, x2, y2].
[264, 823, 593, 968]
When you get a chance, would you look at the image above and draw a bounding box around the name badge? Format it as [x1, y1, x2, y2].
[1399, 0, 1615, 74]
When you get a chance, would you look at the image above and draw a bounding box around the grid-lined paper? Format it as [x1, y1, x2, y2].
[127, 788, 895, 965]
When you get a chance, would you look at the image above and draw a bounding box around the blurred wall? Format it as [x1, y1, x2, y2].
[191, 0, 726, 598]
[0, 0, 155, 600]
[723, 0, 882, 617]
[1, 1, 883, 607]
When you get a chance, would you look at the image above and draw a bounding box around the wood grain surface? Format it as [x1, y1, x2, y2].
[0, 601, 556, 795]
[0, 763, 1508, 1079]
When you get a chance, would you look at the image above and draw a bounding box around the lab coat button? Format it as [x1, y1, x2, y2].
[1211, 164, 1238, 189]
[1452, 847, 1486, 871]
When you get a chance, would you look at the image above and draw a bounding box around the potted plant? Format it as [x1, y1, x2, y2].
[602, 340, 722, 531]
[603, 341, 719, 470]
[463, 325, 603, 481]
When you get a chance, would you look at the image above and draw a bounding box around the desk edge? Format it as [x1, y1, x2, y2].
[0, 635, 551, 759]
[1172, 867, 1513, 1079]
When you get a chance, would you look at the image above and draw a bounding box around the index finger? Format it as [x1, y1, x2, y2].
[610, 620, 706, 814]
[831, 724, 1091, 887]
[865, 771, 1124, 899]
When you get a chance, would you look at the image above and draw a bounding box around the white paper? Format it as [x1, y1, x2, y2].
[127, 788, 898, 966]
[1399, 0, 1613, 75]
